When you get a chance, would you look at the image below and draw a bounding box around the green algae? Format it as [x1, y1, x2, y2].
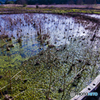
[0, 13, 100, 100]
[0, 37, 99, 99]
[0, 45, 99, 100]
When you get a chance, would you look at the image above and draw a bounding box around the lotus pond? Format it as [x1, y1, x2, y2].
[0, 13, 100, 100]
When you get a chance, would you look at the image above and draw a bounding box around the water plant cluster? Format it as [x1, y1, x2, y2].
[0, 13, 100, 100]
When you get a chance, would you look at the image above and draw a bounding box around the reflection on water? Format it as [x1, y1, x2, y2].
[0, 13, 100, 71]
[85, 14, 100, 19]
[0, 13, 100, 99]
[0, 13, 88, 58]
[0, 13, 100, 72]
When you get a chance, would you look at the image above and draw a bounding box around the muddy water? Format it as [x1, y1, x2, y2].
[0, 13, 100, 99]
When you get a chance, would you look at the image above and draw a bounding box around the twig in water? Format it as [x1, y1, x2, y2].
[46, 65, 52, 99]
[61, 72, 66, 100]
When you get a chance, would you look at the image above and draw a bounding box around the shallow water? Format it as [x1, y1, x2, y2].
[85, 14, 100, 19]
[0, 13, 89, 62]
[0, 13, 100, 99]
[0, 13, 100, 78]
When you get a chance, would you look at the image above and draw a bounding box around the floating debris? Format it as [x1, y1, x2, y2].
[7, 38, 12, 41]
[90, 34, 96, 41]
[17, 38, 21, 43]
[7, 44, 14, 48]
[48, 45, 55, 48]
[23, 79, 27, 83]
[85, 61, 91, 65]
[6, 47, 10, 51]
[58, 88, 63, 93]
[78, 59, 82, 63]
[0, 75, 3, 79]
[34, 61, 40, 66]
[0, 35, 8, 39]
[4, 94, 14, 100]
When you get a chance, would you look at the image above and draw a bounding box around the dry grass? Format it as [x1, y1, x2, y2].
[1, 4, 100, 9]
[0, 4, 100, 15]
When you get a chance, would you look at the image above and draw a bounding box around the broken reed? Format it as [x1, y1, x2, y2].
[0, 70, 23, 99]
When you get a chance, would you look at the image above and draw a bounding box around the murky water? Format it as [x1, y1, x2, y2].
[0, 13, 100, 99]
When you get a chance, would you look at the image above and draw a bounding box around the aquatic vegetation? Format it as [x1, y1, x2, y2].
[0, 13, 100, 100]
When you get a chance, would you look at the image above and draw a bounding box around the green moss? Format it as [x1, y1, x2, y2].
[0, 46, 99, 99]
